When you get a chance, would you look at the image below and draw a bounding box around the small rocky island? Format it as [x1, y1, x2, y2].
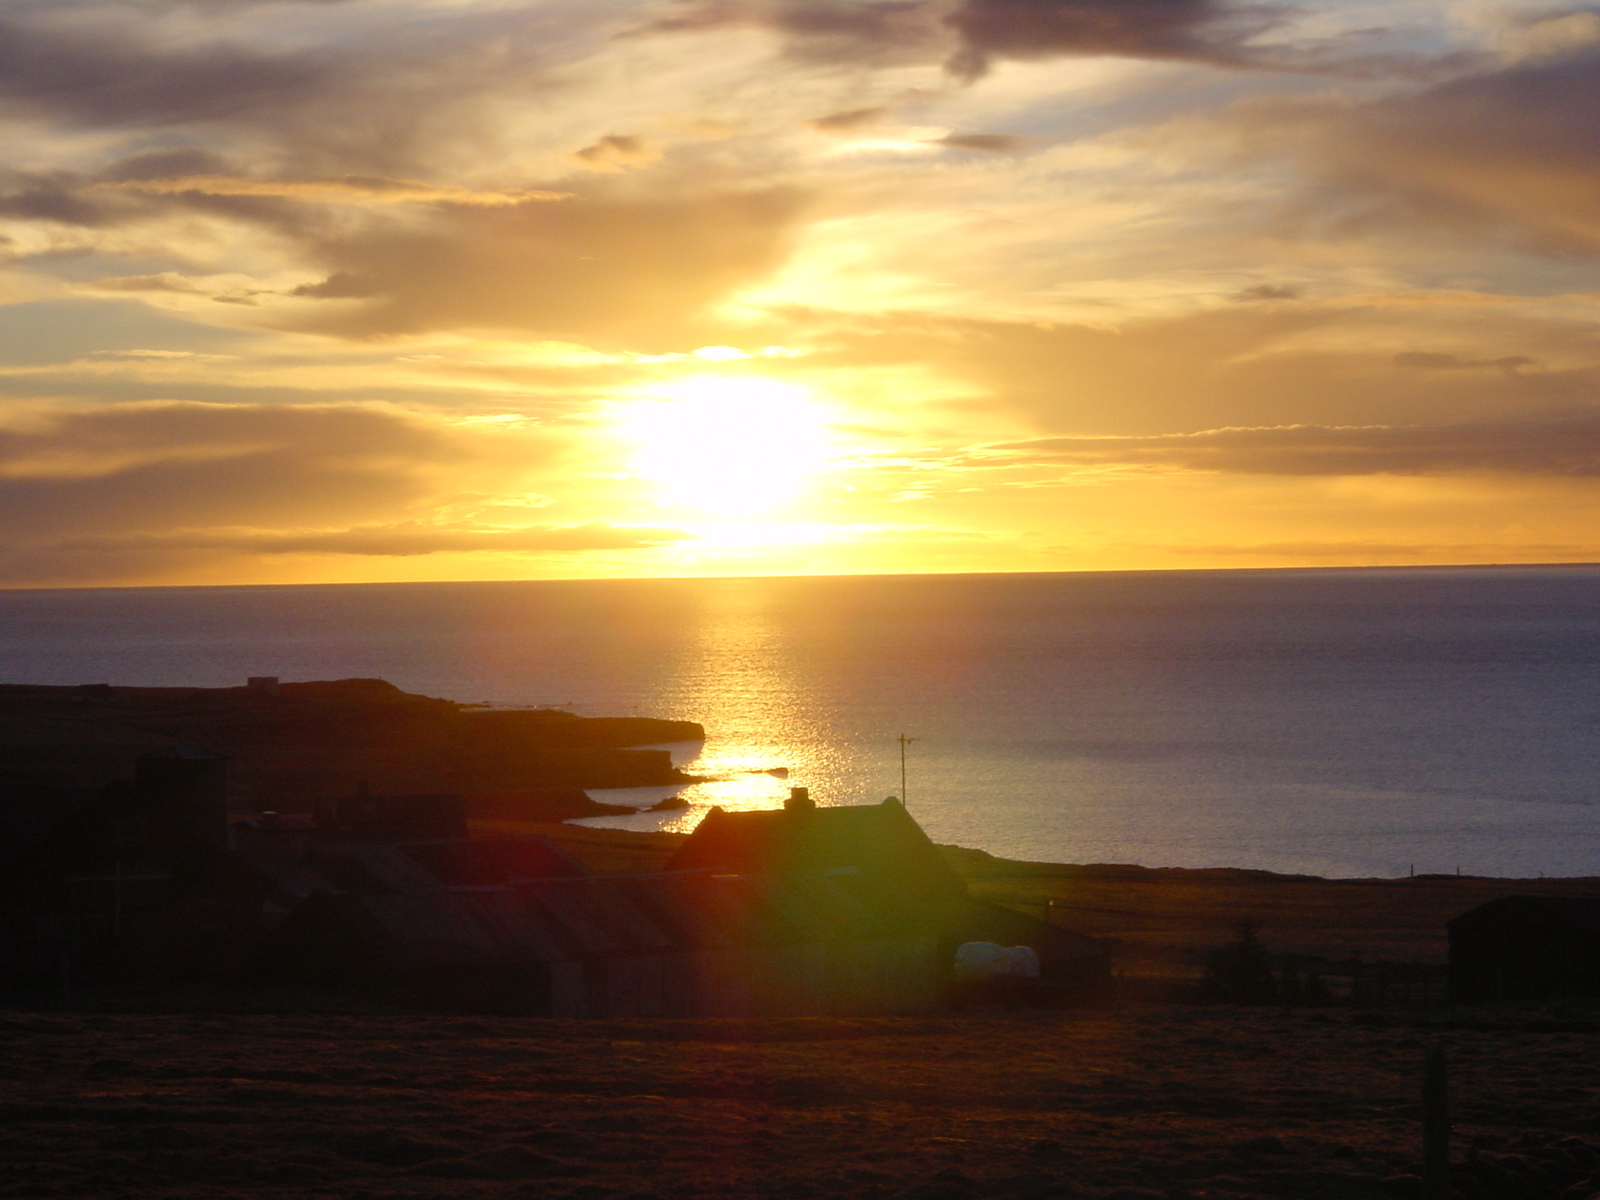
[0, 678, 702, 821]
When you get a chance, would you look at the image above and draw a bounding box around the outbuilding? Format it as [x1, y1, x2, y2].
[1448, 894, 1600, 1002]
[266, 867, 945, 1016]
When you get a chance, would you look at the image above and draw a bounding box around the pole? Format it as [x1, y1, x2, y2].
[1422, 1043, 1449, 1200]
[897, 734, 917, 806]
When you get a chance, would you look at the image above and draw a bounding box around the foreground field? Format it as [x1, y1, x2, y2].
[5, 1005, 1600, 1200]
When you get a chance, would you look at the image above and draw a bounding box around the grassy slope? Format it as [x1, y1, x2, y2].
[503, 823, 1600, 976]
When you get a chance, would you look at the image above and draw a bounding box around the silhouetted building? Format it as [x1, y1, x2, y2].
[666, 794, 1110, 989]
[266, 867, 945, 1016]
[1449, 894, 1600, 1002]
[234, 819, 589, 903]
[667, 793, 965, 897]
[0, 751, 261, 987]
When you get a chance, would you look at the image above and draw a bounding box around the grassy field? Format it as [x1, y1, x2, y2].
[5, 1005, 1600, 1200]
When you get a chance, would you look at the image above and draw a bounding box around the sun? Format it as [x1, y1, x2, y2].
[619, 375, 829, 515]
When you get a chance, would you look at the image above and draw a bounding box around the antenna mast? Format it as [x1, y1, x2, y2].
[897, 733, 918, 806]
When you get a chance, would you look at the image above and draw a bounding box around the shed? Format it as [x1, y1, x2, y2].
[266, 868, 944, 1017]
[1449, 894, 1600, 1002]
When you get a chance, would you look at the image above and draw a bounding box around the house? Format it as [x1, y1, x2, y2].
[1448, 894, 1600, 1002]
[666, 791, 1110, 989]
[264, 867, 944, 1016]
[666, 790, 965, 895]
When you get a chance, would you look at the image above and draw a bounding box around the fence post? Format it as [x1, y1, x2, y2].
[1422, 1043, 1449, 1200]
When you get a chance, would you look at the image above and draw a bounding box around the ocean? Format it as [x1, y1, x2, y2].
[1, 565, 1598, 879]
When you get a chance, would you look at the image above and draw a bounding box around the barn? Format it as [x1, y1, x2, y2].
[1449, 894, 1600, 1003]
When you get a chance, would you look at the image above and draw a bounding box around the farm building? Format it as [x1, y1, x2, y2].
[667, 791, 964, 897]
[234, 822, 589, 903]
[1449, 894, 1600, 1002]
[0, 749, 262, 986]
[265, 867, 945, 1016]
[667, 792, 1110, 989]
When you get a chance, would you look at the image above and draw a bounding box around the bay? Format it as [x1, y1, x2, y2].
[1, 564, 1598, 879]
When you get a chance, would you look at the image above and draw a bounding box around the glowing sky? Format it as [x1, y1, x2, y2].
[5, 0, 1600, 586]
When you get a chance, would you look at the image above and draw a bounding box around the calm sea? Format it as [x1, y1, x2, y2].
[2, 566, 1598, 879]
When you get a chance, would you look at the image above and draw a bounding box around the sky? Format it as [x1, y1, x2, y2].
[5, 0, 1600, 587]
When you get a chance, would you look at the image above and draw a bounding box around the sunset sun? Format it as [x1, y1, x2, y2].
[620, 376, 830, 515]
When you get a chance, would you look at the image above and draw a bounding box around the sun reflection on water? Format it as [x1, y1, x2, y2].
[574, 578, 872, 834]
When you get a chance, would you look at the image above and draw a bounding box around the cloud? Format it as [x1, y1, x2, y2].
[1224, 34, 1600, 257]
[59, 520, 690, 557]
[976, 409, 1600, 478]
[942, 0, 1280, 81]
[572, 136, 663, 172]
[1392, 351, 1537, 374]
[1152, 539, 1597, 559]
[935, 132, 1031, 153]
[98, 175, 567, 206]
[0, 2, 615, 177]
[635, 0, 1291, 79]
[284, 186, 810, 344]
[806, 105, 889, 132]
[0, 400, 536, 541]
[1232, 283, 1302, 302]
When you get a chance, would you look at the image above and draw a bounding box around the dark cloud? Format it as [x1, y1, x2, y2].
[572, 135, 662, 171]
[807, 105, 889, 132]
[285, 186, 809, 345]
[1393, 351, 1537, 373]
[637, 0, 1288, 78]
[1232, 283, 1302, 301]
[633, 1, 942, 65]
[978, 409, 1600, 477]
[936, 132, 1031, 152]
[942, 0, 1277, 81]
[0, 402, 499, 541]
[0, 3, 603, 177]
[1232, 37, 1600, 256]
[0, 15, 328, 128]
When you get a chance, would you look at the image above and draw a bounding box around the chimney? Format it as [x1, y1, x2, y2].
[784, 786, 814, 812]
[135, 746, 229, 848]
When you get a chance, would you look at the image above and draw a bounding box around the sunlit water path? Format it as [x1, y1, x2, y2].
[2, 566, 1600, 878]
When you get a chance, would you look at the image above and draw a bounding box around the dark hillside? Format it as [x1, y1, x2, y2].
[0, 680, 703, 818]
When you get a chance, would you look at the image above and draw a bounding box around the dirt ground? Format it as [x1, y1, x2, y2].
[5, 1004, 1600, 1200]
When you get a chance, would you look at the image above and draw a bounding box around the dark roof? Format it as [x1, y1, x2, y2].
[278, 867, 936, 972]
[309, 835, 590, 894]
[1449, 894, 1600, 936]
[664, 798, 965, 897]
